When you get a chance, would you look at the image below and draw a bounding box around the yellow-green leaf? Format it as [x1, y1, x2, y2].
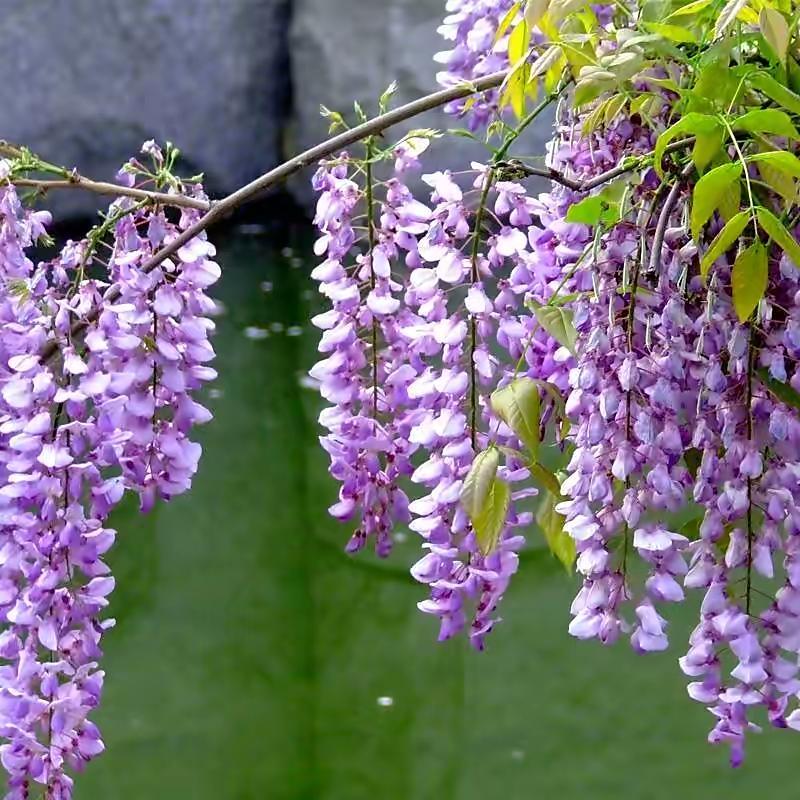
[573, 71, 617, 107]
[666, 0, 714, 18]
[699, 210, 750, 278]
[490, 378, 541, 459]
[748, 150, 800, 177]
[690, 162, 742, 242]
[549, 0, 590, 23]
[737, 4, 758, 24]
[718, 178, 742, 222]
[460, 447, 501, 524]
[604, 94, 628, 124]
[529, 463, 562, 496]
[692, 127, 725, 173]
[760, 6, 790, 62]
[654, 113, 720, 178]
[733, 108, 800, 139]
[643, 21, 699, 43]
[501, 61, 530, 119]
[543, 51, 568, 93]
[495, 1, 523, 43]
[531, 301, 578, 354]
[536, 492, 575, 572]
[757, 206, 800, 267]
[752, 149, 799, 206]
[508, 18, 531, 64]
[525, 0, 551, 28]
[732, 241, 768, 321]
[474, 479, 511, 557]
[749, 72, 800, 115]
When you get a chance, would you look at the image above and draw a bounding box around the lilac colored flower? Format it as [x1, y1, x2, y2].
[0, 145, 219, 796]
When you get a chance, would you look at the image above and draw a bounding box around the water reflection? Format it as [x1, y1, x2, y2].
[78, 232, 799, 800]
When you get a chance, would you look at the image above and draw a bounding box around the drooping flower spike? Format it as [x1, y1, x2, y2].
[0, 143, 218, 798]
[311, 0, 800, 768]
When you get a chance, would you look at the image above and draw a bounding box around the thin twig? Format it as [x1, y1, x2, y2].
[39, 69, 508, 362]
[12, 177, 209, 211]
[648, 162, 695, 274]
[507, 138, 694, 192]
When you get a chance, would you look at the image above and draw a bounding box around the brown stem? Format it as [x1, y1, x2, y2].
[509, 138, 694, 193]
[39, 69, 508, 363]
[647, 164, 693, 275]
[12, 177, 209, 211]
[745, 327, 755, 615]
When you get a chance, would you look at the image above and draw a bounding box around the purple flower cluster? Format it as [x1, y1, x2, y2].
[309, 0, 800, 767]
[311, 139, 559, 647]
[434, 0, 518, 129]
[0, 144, 218, 797]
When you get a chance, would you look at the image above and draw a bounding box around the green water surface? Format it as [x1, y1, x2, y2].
[79, 234, 797, 799]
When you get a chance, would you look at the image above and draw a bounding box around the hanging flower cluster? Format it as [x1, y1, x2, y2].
[435, 0, 518, 128]
[312, 0, 800, 767]
[0, 143, 218, 797]
[4, 0, 800, 786]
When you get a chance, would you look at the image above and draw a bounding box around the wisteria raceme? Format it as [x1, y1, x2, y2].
[310, 155, 414, 558]
[435, 0, 518, 129]
[308, 0, 800, 770]
[0, 144, 218, 797]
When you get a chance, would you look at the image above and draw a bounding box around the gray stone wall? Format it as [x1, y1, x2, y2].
[1, 0, 552, 218]
[289, 0, 553, 205]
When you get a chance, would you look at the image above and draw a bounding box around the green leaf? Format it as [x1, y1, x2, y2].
[529, 463, 562, 496]
[691, 127, 725, 173]
[643, 21, 698, 43]
[474, 479, 511, 557]
[699, 210, 750, 278]
[749, 72, 800, 115]
[683, 448, 702, 479]
[760, 7, 790, 63]
[536, 492, 575, 572]
[756, 206, 800, 267]
[679, 516, 702, 541]
[654, 113, 720, 178]
[715, 0, 748, 37]
[566, 195, 605, 224]
[490, 378, 541, 459]
[758, 368, 800, 410]
[732, 241, 768, 322]
[531, 302, 579, 354]
[733, 108, 800, 139]
[690, 162, 742, 241]
[460, 447, 501, 524]
[495, 0, 523, 42]
[747, 150, 800, 178]
[666, 0, 713, 17]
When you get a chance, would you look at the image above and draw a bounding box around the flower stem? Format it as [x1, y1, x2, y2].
[746, 325, 755, 615]
[365, 138, 379, 420]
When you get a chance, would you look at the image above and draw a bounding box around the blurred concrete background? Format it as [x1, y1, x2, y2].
[0, 0, 553, 217]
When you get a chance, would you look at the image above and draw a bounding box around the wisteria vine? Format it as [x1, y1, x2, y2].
[0, 144, 218, 797]
[309, 0, 800, 769]
[3, 0, 800, 794]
